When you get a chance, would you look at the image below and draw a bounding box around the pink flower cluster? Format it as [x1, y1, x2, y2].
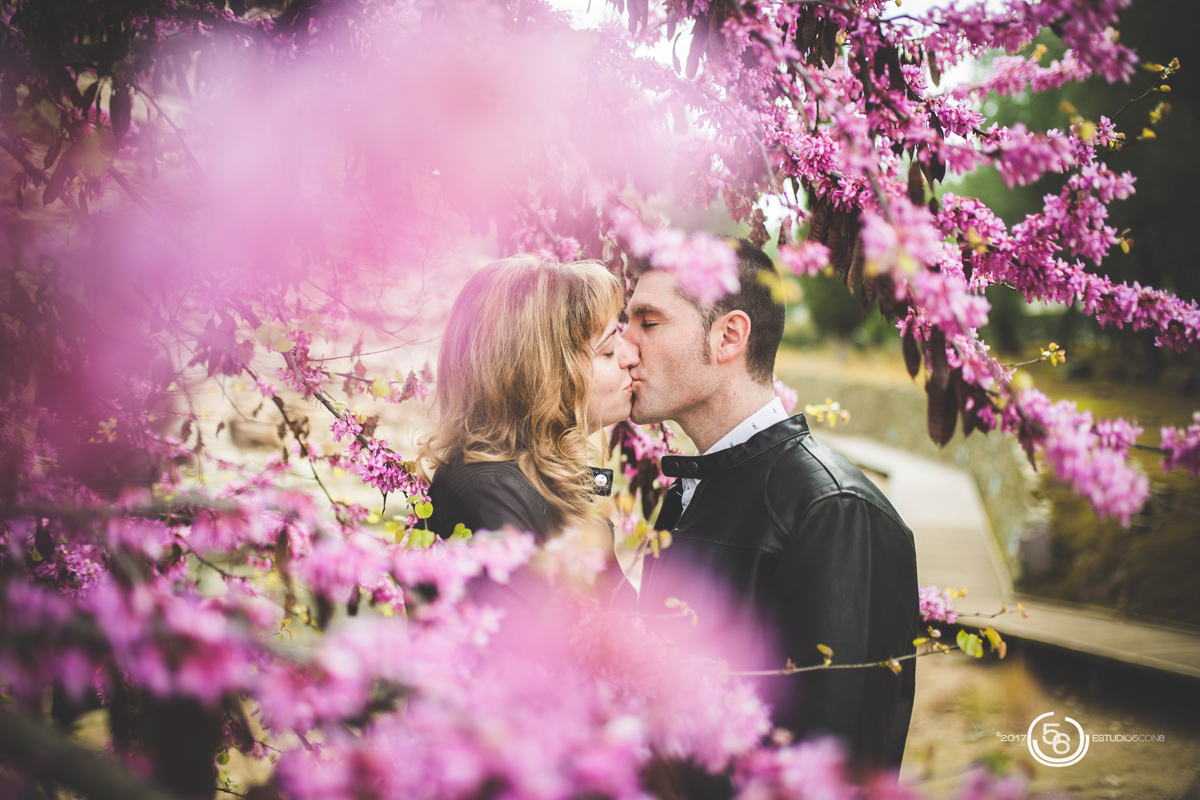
[610, 421, 678, 487]
[918, 585, 959, 625]
[860, 197, 945, 270]
[610, 207, 740, 306]
[347, 439, 428, 497]
[952, 51, 1092, 102]
[777, 241, 830, 277]
[1162, 413, 1200, 480]
[330, 414, 363, 443]
[925, 0, 1136, 84]
[982, 123, 1075, 188]
[1013, 389, 1149, 525]
[937, 180, 1200, 356]
[908, 268, 990, 338]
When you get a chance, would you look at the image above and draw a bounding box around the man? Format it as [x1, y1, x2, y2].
[624, 240, 920, 769]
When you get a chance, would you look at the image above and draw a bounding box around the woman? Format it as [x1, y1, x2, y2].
[420, 255, 638, 544]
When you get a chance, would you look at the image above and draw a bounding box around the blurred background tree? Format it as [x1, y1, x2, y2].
[957, 0, 1200, 386]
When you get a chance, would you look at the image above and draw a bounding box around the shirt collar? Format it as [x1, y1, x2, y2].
[663, 409, 809, 481]
[703, 397, 789, 456]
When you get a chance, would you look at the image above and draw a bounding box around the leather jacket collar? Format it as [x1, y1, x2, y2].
[661, 414, 810, 480]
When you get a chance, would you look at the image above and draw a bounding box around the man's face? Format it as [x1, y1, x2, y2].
[624, 270, 714, 425]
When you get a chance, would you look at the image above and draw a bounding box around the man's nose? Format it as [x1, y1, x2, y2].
[616, 332, 640, 369]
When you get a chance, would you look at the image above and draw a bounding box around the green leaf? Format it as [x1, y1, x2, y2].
[414, 501, 433, 519]
[216, 752, 230, 766]
[407, 528, 435, 549]
[983, 626, 1007, 659]
[450, 522, 472, 541]
[957, 629, 984, 658]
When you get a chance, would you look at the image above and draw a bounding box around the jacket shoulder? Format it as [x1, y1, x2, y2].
[428, 459, 554, 540]
[765, 433, 907, 531]
[436, 459, 537, 498]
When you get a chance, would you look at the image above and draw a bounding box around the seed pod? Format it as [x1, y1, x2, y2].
[908, 159, 925, 206]
[687, 13, 710, 79]
[903, 326, 921, 378]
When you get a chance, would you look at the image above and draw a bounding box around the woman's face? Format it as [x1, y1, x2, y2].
[588, 314, 639, 432]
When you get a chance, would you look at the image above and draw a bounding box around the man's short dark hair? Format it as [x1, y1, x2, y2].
[628, 238, 786, 386]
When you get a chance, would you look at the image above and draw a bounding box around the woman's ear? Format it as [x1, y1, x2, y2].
[712, 310, 752, 366]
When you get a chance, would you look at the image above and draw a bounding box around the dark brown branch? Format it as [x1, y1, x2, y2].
[0, 137, 50, 184]
[0, 707, 183, 800]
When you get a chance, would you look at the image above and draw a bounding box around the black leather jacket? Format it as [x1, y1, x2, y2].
[641, 414, 920, 767]
[427, 454, 636, 610]
[428, 454, 557, 543]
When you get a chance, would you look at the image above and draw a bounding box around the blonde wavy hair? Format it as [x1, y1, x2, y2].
[420, 255, 626, 531]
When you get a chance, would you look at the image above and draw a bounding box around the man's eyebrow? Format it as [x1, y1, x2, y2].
[628, 300, 666, 318]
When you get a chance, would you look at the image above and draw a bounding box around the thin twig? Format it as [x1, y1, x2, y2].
[1112, 81, 1166, 121]
[128, 80, 202, 173]
[106, 166, 189, 251]
[999, 357, 1044, 368]
[177, 538, 236, 579]
[729, 643, 961, 677]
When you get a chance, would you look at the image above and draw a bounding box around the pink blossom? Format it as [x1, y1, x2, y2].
[918, 585, 959, 625]
[611, 207, 740, 306]
[1014, 389, 1149, 525]
[1162, 413, 1200, 479]
[860, 197, 944, 270]
[330, 414, 363, 443]
[778, 241, 830, 276]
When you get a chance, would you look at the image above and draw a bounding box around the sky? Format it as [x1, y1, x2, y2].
[546, 0, 987, 87]
[548, 0, 982, 31]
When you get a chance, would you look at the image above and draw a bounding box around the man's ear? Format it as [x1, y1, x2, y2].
[712, 310, 752, 366]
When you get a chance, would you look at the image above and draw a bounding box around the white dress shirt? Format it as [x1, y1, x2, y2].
[680, 397, 789, 513]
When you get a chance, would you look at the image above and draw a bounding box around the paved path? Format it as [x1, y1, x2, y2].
[819, 432, 1200, 680]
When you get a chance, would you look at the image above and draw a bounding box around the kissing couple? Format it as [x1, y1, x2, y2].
[419, 240, 920, 772]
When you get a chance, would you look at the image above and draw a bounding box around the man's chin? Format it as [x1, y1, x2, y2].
[629, 397, 662, 426]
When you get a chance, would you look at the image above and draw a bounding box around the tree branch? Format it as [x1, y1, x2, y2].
[0, 707, 183, 800]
